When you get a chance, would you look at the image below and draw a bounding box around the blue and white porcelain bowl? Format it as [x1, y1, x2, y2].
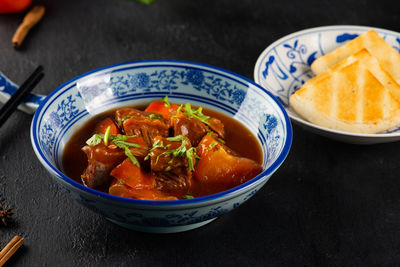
[31, 60, 292, 233]
[254, 25, 400, 144]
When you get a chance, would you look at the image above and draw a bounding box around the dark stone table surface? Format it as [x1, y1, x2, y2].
[1, 0, 400, 266]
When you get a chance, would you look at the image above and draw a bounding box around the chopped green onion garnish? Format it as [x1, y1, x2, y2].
[86, 134, 103, 146]
[104, 126, 111, 146]
[165, 166, 172, 172]
[177, 104, 183, 113]
[208, 141, 217, 150]
[144, 151, 154, 161]
[86, 132, 141, 166]
[182, 191, 194, 199]
[119, 116, 133, 125]
[149, 113, 163, 119]
[124, 147, 140, 167]
[184, 103, 193, 117]
[184, 103, 210, 125]
[162, 96, 171, 107]
[113, 139, 141, 148]
[150, 139, 166, 150]
[166, 135, 185, 142]
[217, 138, 226, 144]
[186, 147, 196, 171]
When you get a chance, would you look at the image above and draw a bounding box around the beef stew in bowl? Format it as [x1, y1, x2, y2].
[63, 97, 263, 200]
[31, 60, 291, 232]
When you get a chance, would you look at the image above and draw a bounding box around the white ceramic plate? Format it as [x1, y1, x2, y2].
[254, 25, 400, 144]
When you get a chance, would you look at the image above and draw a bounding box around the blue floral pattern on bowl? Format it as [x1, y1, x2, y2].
[31, 60, 292, 233]
[254, 25, 400, 144]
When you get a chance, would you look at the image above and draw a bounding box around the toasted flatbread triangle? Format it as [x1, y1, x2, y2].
[311, 30, 400, 85]
[290, 60, 400, 133]
[306, 49, 400, 103]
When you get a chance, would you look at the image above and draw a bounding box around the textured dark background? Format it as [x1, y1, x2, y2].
[1, 0, 400, 266]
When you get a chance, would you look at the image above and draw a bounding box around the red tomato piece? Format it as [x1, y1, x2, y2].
[145, 100, 179, 120]
[95, 118, 119, 135]
[197, 134, 215, 157]
[194, 135, 262, 190]
[110, 158, 155, 190]
[109, 182, 177, 200]
[0, 0, 31, 13]
[109, 182, 178, 200]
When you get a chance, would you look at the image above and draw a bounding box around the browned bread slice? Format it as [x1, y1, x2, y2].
[290, 60, 400, 133]
[306, 49, 400, 103]
[311, 30, 400, 85]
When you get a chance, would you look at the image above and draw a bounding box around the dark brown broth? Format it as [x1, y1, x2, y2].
[62, 105, 263, 186]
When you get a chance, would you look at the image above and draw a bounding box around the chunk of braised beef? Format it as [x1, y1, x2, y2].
[81, 136, 149, 188]
[155, 172, 189, 196]
[149, 136, 191, 174]
[207, 117, 225, 139]
[149, 136, 193, 194]
[81, 143, 125, 188]
[115, 108, 169, 146]
[171, 113, 209, 146]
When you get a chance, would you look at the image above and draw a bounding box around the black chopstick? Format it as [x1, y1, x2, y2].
[0, 65, 44, 128]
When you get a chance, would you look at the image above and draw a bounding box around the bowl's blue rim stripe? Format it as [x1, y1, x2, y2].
[31, 59, 293, 207]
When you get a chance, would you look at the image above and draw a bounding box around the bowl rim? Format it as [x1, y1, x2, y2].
[31, 59, 292, 206]
[254, 24, 400, 139]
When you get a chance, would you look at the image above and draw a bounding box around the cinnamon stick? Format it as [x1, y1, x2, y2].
[0, 236, 24, 266]
[12, 5, 45, 49]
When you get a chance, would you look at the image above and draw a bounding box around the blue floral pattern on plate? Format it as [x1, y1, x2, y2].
[254, 25, 400, 144]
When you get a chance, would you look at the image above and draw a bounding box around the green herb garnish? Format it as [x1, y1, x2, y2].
[119, 115, 133, 125]
[166, 135, 185, 142]
[176, 104, 183, 113]
[165, 166, 172, 172]
[124, 147, 140, 167]
[151, 139, 166, 150]
[149, 113, 163, 119]
[144, 151, 154, 161]
[148, 135, 196, 171]
[217, 138, 226, 144]
[110, 135, 141, 167]
[186, 147, 196, 171]
[208, 141, 217, 150]
[182, 191, 194, 199]
[85, 133, 141, 167]
[113, 139, 141, 148]
[86, 133, 103, 146]
[165, 139, 188, 158]
[162, 95, 171, 107]
[104, 126, 111, 146]
[184, 103, 210, 125]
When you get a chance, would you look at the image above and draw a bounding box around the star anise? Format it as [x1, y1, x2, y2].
[0, 202, 13, 226]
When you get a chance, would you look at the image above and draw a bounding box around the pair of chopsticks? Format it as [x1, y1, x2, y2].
[0, 236, 24, 266]
[0, 65, 44, 127]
